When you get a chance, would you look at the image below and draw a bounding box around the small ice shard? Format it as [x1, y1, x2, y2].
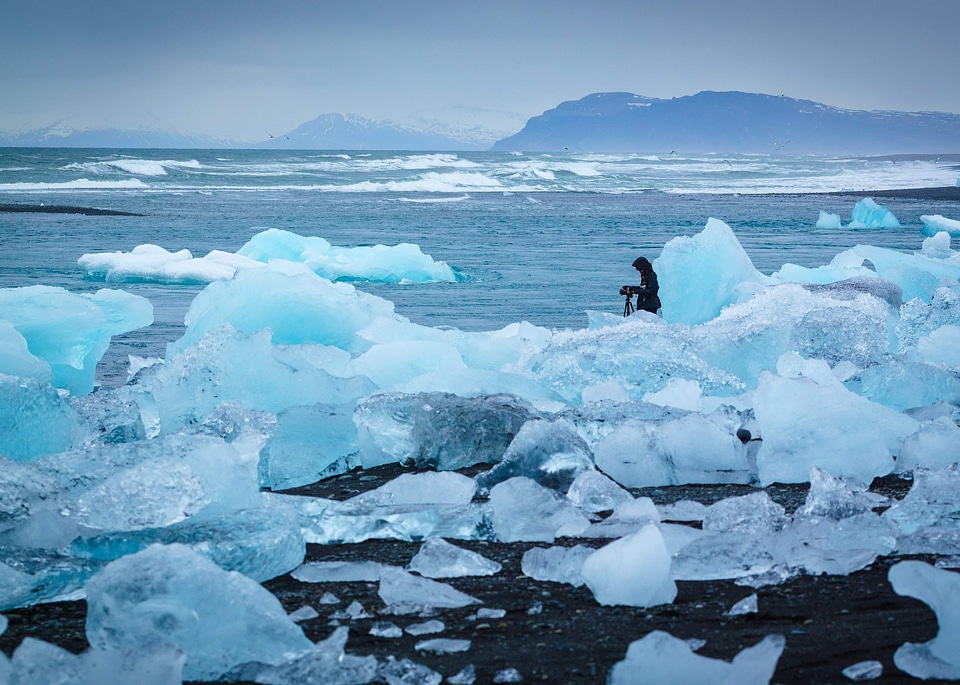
[584, 497, 660, 538]
[349, 471, 477, 507]
[607, 631, 785, 685]
[408, 538, 502, 578]
[521, 544, 594, 587]
[369, 621, 403, 638]
[703, 491, 788, 535]
[329, 600, 372, 620]
[888, 560, 960, 679]
[727, 593, 758, 616]
[415, 638, 471, 654]
[319, 592, 340, 605]
[252, 626, 378, 685]
[657, 500, 707, 523]
[816, 210, 842, 229]
[291, 560, 389, 583]
[582, 524, 677, 607]
[842, 659, 883, 680]
[448, 663, 477, 684]
[405, 619, 446, 636]
[378, 567, 480, 612]
[287, 605, 318, 623]
[493, 667, 524, 683]
[377, 656, 442, 685]
[474, 608, 506, 620]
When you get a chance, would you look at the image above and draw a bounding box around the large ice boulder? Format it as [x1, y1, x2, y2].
[753, 355, 917, 485]
[921, 215, 960, 238]
[170, 263, 400, 355]
[84, 543, 313, 681]
[849, 198, 901, 228]
[655, 218, 769, 325]
[0, 286, 153, 395]
[354, 391, 539, 470]
[237, 228, 457, 283]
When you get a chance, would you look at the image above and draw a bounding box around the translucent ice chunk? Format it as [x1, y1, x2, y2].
[655, 218, 769, 325]
[407, 539, 501, 578]
[354, 391, 538, 470]
[727, 593, 758, 616]
[521, 544, 594, 587]
[889, 561, 960, 678]
[415, 638, 470, 654]
[6, 637, 185, 685]
[488, 477, 590, 543]
[565, 469, 634, 514]
[348, 471, 477, 507]
[291, 560, 389, 583]
[258, 403, 359, 491]
[250, 626, 378, 685]
[71, 504, 306, 583]
[842, 660, 883, 681]
[0, 285, 153, 395]
[475, 418, 594, 493]
[84, 543, 312, 681]
[920, 214, 960, 237]
[754, 365, 913, 485]
[849, 198, 901, 228]
[898, 415, 960, 473]
[883, 465, 960, 535]
[816, 210, 842, 229]
[378, 567, 480, 612]
[582, 524, 677, 607]
[607, 630, 785, 685]
[0, 375, 79, 461]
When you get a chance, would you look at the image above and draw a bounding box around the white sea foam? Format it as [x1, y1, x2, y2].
[398, 194, 471, 203]
[0, 178, 149, 191]
[63, 159, 202, 176]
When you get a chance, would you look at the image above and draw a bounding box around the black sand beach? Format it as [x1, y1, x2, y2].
[0, 464, 952, 685]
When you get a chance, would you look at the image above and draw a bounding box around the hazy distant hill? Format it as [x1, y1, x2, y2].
[0, 124, 237, 148]
[491, 91, 960, 154]
[254, 113, 485, 151]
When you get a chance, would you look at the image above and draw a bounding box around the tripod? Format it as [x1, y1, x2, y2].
[623, 294, 635, 317]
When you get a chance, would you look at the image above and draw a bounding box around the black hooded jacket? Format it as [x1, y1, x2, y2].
[634, 269, 661, 313]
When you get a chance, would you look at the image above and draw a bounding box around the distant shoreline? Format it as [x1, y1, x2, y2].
[824, 186, 960, 201]
[0, 203, 143, 216]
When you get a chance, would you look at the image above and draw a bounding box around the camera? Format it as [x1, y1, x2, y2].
[619, 286, 633, 296]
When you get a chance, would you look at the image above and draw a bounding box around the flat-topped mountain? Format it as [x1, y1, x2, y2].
[491, 91, 960, 154]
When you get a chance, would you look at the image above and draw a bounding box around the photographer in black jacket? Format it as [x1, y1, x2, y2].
[620, 256, 661, 315]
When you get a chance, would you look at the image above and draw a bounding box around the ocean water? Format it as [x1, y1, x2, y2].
[2, 148, 958, 385]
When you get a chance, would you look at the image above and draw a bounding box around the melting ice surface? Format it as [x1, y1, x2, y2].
[2, 201, 960, 682]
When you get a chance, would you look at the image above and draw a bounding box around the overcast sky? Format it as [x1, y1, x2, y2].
[3, 0, 958, 142]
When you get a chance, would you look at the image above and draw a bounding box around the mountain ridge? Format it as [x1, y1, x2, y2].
[491, 91, 960, 155]
[3, 91, 959, 153]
